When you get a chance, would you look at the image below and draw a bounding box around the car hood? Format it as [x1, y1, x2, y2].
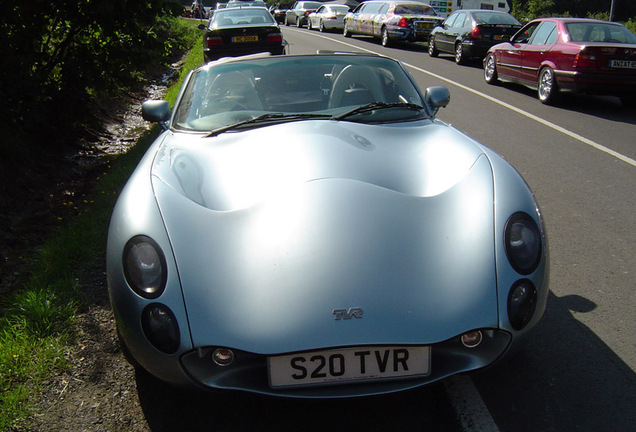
[151, 120, 498, 354]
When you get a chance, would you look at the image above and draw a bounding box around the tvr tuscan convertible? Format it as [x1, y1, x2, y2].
[107, 52, 549, 397]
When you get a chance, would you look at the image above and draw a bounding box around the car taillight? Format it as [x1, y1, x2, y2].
[398, 17, 408, 28]
[470, 27, 482, 39]
[267, 33, 283, 43]
[574, 52, 597, 68]
[206, 37, 223, 47]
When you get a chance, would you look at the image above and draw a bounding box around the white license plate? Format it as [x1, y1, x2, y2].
[610, 59, 636, 69]
[268, 346, 430, 388]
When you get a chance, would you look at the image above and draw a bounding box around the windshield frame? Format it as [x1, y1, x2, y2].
[170, 54, 432, 134]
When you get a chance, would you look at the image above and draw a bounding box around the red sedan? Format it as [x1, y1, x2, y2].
[483, 17, 636, 106]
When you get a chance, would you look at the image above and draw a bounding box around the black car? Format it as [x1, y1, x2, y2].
[284, 1, 322, 27]
[201, 7, 287, 61]
[269, 4, 288, 23]
[428, 9, 521, 65]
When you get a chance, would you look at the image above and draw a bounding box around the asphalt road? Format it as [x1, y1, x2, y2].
[279, 26, 636, 432]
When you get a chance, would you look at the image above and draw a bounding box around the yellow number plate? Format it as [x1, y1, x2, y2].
[232, 35, 258, 43]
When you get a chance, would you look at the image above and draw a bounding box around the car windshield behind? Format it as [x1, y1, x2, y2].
[173, 55, 428, 132]
[566, 22, 636, 43]
[394, 4, 437, 15]
[211, 8, 274, 26]
[473, 12, 520, 25]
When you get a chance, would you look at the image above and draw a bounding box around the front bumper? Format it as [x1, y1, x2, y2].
[180, 329, 512, 397]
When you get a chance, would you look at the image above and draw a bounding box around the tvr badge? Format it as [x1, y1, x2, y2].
[332, 307, 364, 320]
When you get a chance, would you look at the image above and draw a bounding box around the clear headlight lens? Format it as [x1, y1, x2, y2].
[123, 236, 167, 299]
[504, 212, 542, 275]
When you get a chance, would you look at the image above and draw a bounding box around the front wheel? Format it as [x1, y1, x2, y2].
[538, 67, 559, 104]
[296, 16, 302, 28]
[284, 16, 289, 26]
[428, 36, 439, 57]
[307, 19, 312, 30]
[484, 53, 499, 85]
[319, 20, 325, 32]
[381, 27, 391, 47]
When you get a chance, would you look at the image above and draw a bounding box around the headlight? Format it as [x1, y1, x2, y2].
[504, 212, 541, 275]
[507, 279, 537, 330]
[141, 304, 180, 354]
[123, 236, 167, 299]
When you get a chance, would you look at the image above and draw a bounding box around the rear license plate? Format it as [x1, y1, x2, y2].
[232, 35, 258, 43]
[268, 346, 430, 388]
[416, 22, 432, 29]
[610, 59, 636, 69]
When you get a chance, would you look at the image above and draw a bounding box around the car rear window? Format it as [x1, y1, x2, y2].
[473, 12, 520, 26]
[566, 22, 636, 44]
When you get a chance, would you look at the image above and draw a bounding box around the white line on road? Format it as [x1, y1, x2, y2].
[444, 376, 501, 432]
[301, 31, 636, 168]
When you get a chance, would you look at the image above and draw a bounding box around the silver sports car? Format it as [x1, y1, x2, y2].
[107, 52, 549, 397]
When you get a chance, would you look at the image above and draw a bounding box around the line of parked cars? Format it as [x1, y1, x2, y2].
[197, 0, 636, 107]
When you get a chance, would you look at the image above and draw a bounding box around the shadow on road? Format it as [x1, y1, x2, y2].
[135, 373, 460, 431]
[472, 291, 636, 432]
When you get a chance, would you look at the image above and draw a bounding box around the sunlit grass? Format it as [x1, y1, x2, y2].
[0, 19, 203, 431]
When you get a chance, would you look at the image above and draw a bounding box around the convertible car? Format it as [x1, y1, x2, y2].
[107, 52, 549, 397]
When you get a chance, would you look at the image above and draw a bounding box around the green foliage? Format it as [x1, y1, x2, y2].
[0, 17, 202, 430]
[0, 1, 196, 158]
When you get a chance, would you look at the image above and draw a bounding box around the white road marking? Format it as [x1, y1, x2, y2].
[301, 30, 636, 168]
[444, 376, 501, 432]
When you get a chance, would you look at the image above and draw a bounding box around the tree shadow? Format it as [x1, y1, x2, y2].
[472, 291, 636, 432]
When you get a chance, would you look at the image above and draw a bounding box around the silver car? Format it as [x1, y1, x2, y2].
[107, 52, 549, 397]
[307, 4, 350, 32]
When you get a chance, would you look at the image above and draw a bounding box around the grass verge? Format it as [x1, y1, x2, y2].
[0, 18, 203, 432]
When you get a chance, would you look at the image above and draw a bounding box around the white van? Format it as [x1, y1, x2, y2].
[428, 0, 510, 18]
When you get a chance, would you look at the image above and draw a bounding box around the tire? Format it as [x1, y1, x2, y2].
[319, 19, 325, 32]
[455, 42, 466, 65]
[284, 16, 289, 26]
[538, 66, 559, 104]
[307, 19, 312, 30]
[428, 36, 439, 57]
[296, 16, 302, 28]
[381, 27, 391, 47]
[484, 53, 499, 85]
[343, 22, 351, 37]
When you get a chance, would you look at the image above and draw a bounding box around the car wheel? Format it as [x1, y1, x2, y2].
[538, 66, 559, 105]
[484, 53, 499, 85]
[296, 16, 302, 28]
[381, 27, 391, 47]
[343, 23, 351, 37]
[428, 36, 439, 57]
[319, 19, 325, 32]
[284, 16, 289, 26]
[307, 19, 312, 30]
[455, 42, 465, 65]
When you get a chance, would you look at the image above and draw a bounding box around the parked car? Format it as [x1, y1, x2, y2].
[269, 4, 288, 23]
[200, 7, 286, 61]
[484, 17, 636, 105]
[226, 0, 267, 7]
[108, 52, 549, 397]
[343, 1, 443, 47]
[285, 1, 322, 27]
[308, 4, 350, 32]
[428, 10, 521, 64]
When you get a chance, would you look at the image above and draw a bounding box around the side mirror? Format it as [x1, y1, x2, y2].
[424, 86, 450, 116]
[142, 100, 171, 125]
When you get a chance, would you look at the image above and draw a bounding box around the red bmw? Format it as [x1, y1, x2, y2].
[483, 17, 636, 106]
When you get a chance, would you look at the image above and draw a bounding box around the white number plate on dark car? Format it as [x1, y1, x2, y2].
[610, 59, 636, 69]
[268, 346, 430, 388]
